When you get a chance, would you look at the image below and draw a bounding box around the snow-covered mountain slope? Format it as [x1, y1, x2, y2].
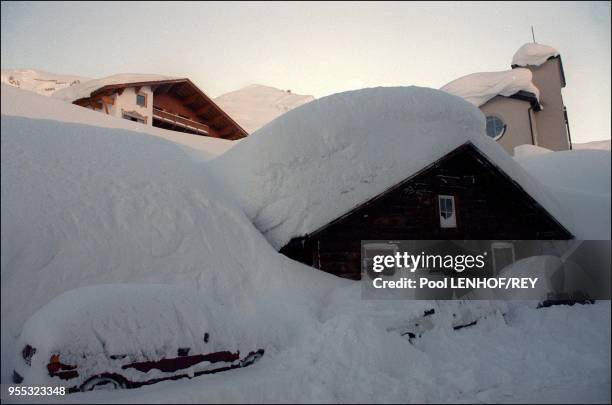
[214, 84, 314, 133]
[0, 68, 90, 96]
[1, 84, 235, 160]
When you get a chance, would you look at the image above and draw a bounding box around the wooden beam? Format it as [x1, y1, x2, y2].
[218, 125, 235, 136]
[101, 95, 115, 105]
[195, 105, 213, 116]
[176, 82, 191, 95]
[90, 99, 102, 111]
[209, 115, 226, 126]
[226, 130, 242, 140]
[159, 83, 173, 94]
[182, 93, 200, 105]
[133, 86, 142, 93]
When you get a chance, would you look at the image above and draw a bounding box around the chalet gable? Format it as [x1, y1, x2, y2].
[280, 142, 573, 279]
[211, 86, 574, 252]
[288, 142, 572, 242]
[65, 77, 247, 140]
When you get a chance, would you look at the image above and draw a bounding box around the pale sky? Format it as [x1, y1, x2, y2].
[1, 1, 610, 142]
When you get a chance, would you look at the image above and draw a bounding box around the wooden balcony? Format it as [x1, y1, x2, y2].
[152, 107, 210, 135]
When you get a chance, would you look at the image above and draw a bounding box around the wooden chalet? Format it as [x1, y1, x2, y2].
[72, 78, 247, 140]
[280, 143, 573, 280]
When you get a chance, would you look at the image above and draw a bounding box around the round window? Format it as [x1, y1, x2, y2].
[485, 116, 506, 140]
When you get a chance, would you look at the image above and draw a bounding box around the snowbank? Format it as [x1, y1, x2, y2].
[214, 84, 315, 133]
[18, 284, 267, 386]
[211, 86, 571, 249]
[2, 88, 609, 403]
[52, 73, 175, 102]
[47, 299, 612, 404]
[21, 284, 254, 358]
[440, 68, 540, 108]
[1, 84, 235, 160]
[512, 43, 559, 67]
[515, 147, 611, 239]
[0, 115, 341, 344]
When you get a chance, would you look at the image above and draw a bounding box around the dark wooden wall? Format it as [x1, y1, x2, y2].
[280, 144, 573, 280]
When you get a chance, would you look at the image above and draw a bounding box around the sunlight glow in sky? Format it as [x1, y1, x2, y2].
[1, 1, 610, 142]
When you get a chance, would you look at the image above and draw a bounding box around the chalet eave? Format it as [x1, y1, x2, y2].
[75, 78, 248, 140]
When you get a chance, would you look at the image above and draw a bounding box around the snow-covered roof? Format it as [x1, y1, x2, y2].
[440, 68, 540, 108]
[52, 73, 175, 102]
[210, 86, 572, 249]
[512, 43, 559, 67]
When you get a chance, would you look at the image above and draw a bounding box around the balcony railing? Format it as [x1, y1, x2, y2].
[153, 107, 210, 135]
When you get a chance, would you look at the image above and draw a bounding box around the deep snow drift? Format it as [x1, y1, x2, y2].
[1, 114, 344, 384]
[211, 86, 570, 249]
[514, 145, 611, 239]
[1, 86, 610, 403]
[17, 283, 268, 387]
[440, 68, 539, 108]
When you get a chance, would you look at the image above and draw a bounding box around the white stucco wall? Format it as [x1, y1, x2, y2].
[108, 86, 153, 125]
[480, 96, 536, 155]
[522, 58, 570, 151]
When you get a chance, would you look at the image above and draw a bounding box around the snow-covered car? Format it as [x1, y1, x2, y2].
[12, 284, 265, 392]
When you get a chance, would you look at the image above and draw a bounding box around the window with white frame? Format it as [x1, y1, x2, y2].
[438, 195, 457, 228]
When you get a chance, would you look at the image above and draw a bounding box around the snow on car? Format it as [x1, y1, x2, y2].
[12, 284, 265, 392]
